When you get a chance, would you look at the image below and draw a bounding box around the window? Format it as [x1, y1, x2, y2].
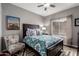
[51, 17, 67, 35]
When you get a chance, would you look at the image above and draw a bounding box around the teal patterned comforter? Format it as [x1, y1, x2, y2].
[23, 35, 63, 56]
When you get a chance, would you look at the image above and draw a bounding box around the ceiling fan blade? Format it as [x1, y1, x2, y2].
[37, 5, 44, 7]
[50, 5, 56, 8]
[44, 7, 47, 11]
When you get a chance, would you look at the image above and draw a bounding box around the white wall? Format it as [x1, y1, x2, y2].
[2, 3, 44, 40]
[44, 6, 79, 48]
[0, 3, 2, 51]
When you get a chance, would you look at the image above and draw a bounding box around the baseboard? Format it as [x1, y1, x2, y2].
[64, 44, 78, 49]
[71, 45, 78, 48]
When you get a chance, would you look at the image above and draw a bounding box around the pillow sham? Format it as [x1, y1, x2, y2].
[36, 29, 42, 35]
[26, 28, 43, 36]
[26, 28, 37, 36]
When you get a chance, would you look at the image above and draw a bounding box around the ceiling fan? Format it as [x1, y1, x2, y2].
[37, 3, 56, 11]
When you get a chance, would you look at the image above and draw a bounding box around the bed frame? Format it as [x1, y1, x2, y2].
[23, 24, 63, 56]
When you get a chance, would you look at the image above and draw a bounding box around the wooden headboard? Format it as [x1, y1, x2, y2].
[23, 24, 39, 38]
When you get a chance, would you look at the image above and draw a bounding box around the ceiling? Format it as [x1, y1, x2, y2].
[12, 3, 79, 16]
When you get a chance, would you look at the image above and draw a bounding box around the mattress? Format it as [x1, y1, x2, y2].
[23, 35, 63, 56]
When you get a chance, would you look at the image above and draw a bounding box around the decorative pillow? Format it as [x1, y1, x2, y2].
[36, 29, 41, 35]
[26, 28, 37, 36]
[26, 28, 30, 36]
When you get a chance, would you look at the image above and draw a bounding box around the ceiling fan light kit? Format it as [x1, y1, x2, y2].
[37, 3, 56, 11]
[44, 3, 50, 7]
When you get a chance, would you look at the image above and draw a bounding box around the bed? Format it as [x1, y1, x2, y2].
[23, 24, 63, 56]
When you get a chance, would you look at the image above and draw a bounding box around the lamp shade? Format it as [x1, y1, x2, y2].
[42, 26, 46, 31]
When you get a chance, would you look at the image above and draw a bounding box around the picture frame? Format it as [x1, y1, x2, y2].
[75, 18, 79, 26]
[6, 16, 20, 30]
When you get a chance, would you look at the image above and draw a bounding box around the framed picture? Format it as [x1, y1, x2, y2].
[6, 16, 20, 30]
[75, 18, 79, 26]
